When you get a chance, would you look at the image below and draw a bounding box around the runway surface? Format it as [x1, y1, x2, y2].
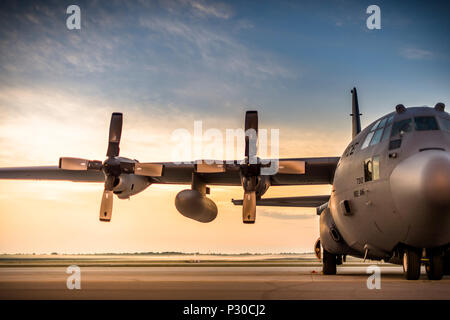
[1, 265, 449, 299]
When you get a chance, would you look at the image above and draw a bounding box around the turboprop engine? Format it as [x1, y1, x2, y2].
[112, 173, 151, 200]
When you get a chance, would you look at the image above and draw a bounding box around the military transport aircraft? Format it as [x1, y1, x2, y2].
[0, 88, 449, 280]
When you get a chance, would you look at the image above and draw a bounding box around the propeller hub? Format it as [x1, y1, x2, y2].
[103, 157, 122, 176]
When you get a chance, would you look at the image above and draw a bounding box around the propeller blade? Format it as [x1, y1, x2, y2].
[196, 162, 225, 173]
[106, 112, 123, 157]
[242, 190, 256, 224]
[244, 111, 258, 162]
[99, 190, 113, 222]
[59, 157, 89, 170]
[134, 163, 163, 176]
[277, 160, 306, 174]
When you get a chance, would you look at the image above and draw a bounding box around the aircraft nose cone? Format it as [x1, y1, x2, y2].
[390, 150, 450, 247]
[422, 154, 450, 207]
[390, 150, 450, 210]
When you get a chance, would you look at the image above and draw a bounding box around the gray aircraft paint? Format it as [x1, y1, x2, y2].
[327, 106, 450, 259]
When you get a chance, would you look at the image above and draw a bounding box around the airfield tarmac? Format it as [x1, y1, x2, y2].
[1, 255, 449, 299]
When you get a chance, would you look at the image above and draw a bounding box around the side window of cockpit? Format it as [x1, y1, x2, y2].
[364, 156, 380, 182]
[364, 158, 372, 182]
[372, 156, 380, 180]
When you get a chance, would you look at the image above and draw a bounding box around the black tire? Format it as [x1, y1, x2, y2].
[323, 249, 337, 275]
[426, 250, 444, 280]
[403, 248, 421, 280]
[444, 251, 450, 275]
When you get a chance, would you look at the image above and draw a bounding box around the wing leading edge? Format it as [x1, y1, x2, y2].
[144, 156, 339, 186]
[0, 166, 105, 182]
[0, 156, 339, 186]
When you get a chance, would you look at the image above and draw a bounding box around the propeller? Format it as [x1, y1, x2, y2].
[241, 111, 259, 224]
[59, 113, 164, 222]
[59, 113, 124, 222]
[99, 113, 124, 221]
[239, 111, 306, 223]
[106, 112, 123, 157]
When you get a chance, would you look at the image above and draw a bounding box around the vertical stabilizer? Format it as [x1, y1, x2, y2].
[351, 87, 362, 138]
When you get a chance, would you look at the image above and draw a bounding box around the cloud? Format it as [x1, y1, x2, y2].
[187, 0, 232, 19]
[400, 48, 433, 60]
[139, 17, 294, 80]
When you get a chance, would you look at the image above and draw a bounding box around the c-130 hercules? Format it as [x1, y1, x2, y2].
[0, 88, 448, 280]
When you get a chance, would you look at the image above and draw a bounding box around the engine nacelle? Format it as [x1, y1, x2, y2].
[255, 175, 270, 197]
[175, 189, 218, 223]
[113, 174, 151, 199]
[320, 206, 353, 255]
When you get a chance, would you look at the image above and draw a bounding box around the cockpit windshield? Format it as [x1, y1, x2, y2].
[414, 116, 439, 131]
[438, 117, 450, 131]
[391, 118, 412, 137]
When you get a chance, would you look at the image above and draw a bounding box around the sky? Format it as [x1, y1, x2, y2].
[0, 0, 449, 253]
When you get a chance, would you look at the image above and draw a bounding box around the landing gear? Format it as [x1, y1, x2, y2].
[323, 249, 337, 275]
[425, 248, 444, 280]
[402, 248, 421, 280]
[445, 251, 450, 275]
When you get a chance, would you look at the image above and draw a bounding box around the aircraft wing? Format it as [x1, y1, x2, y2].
[0, 166, 105, 182]
[231, 195, 330, 207]
[146, 157, 339, 186]
[0, 112, 340, 223]
[0, 157, 339, 186]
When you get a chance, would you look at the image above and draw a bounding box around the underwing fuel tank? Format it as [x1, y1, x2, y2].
[175, 189, 218, 223]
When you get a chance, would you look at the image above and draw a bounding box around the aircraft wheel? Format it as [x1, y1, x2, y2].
[444, 251, 450, 275]
[323, 249, 337, 275]
[426, 249, 444, 280]
[402, 248, 421, 280]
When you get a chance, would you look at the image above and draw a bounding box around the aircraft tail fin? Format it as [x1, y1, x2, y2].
[350, 87, 362, 138]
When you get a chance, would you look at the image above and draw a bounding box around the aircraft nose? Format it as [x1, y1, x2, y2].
[390, 150, 450, 247]
[390, 150, 450, 211]
[422, 153, 450, 207]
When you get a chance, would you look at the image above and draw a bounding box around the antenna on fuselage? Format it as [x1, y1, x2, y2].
[350, 87, 362, 138]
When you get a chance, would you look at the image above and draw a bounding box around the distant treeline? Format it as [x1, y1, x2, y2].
[3, 251, 313, 256]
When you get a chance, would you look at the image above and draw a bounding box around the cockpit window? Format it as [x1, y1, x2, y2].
[438, 117, 450, 131]
[385, 115, 394, 126]
[370, 119, 381, 131]
[369, 127, 383, 146]
[361, 131, 374, 149]
[377, 118, 387, 129]
[414, 116, 439, 131]
[381, 124, 392, 142]
[361, 115, 393, 150]
[391, 118, 412, 137]
[364, 156, 380, 182]
[364, 158, 372, 182]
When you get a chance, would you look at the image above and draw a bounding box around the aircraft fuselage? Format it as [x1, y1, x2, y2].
[326, 106, 450, 260]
